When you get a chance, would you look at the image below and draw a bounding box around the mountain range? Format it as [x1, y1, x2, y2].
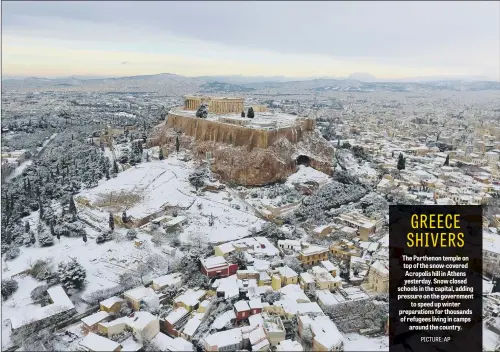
[2, 73, 499, 94]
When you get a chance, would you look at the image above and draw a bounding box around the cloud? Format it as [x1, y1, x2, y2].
[2, 2, 498, 79]
[121, 61, 130, 65]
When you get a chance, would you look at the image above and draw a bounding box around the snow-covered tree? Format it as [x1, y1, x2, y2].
[263, 291, 281, 304]
[196, 104, 208, 119]
[109, 213, 115, 231]
[5, 246, 20, 260]
[126, 228, 138, 240]
[397, 153, 405, 170]
[30, 284, 49, 303]
[37, 222, 54, 247]
[188, 167, 207, 190]
[58, 259, 86, 291]
[2, 278, 19, 300]
[227, 251, 248, 269]
[69, 195, 77, 216]
[247, 107, 255, 119]
[284, 256, 303, 273]
[118, 271, 141, 291]
[301, 327, 313, 350]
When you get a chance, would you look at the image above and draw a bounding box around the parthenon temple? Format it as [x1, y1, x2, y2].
[184, 95, 244, 114]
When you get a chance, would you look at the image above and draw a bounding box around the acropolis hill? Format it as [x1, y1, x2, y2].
[148, 96, 334, 185]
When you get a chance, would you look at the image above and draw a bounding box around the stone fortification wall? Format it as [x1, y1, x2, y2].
[165, 113, 315, 150]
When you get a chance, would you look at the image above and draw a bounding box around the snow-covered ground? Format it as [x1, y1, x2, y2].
[79, 157, 265, 244]
[343, 333, 389, 351]
[5, 133, 57, 183]
[286, 164, 331, 186]
[79, 158, 194, 219]
[5, 159, 33, 182]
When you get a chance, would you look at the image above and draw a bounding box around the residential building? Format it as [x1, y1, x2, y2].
[234, 300, 251, 321]
[99, 296, 124, 314]
[180, 313, 204, 341]
[164, 307, 190, 337]
[81, 311, 111, 334]
[277, 239, 302, 253]
[330, 240, 362, 261]
[77, 332, 122, 352]
[298, 315, 343, 351]
[150, 332, 195, 352]
[173, 289, 207, 311]
[201, 256, 238, 278]
[298, 244, 329, 266]
[152, 273, 183, 292]
[123, 287, 159, 311]
[263, 313, 286, 346]
[98, 311, 160, 342]
[249, 298, 264, 315]
[204, 328, 243, 351]
[367, 260, 389, 293]
[10, 285, 76, 332]
[336, 212, 376, 241]
[320, 260, 338, 277]
[250, 327, 270, 351]
[484, 231, 500, 277]
[276, 339, 303, 351]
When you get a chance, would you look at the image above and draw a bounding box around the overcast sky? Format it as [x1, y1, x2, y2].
[2, 1, 499, 80]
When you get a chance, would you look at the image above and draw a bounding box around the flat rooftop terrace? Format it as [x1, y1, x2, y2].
[171, 109, 304, 130]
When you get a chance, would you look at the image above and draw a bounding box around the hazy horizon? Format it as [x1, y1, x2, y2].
[3, 1, 499, 81]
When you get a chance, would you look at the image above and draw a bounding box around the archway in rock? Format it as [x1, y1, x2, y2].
[296, 155, 311, 166]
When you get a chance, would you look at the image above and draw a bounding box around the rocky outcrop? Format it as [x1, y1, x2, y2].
[148, 121, 334, 186]
[165, 113, 315, 151]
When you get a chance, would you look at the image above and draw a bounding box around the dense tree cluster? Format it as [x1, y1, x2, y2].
[320, 121, 335, 141]
[2, 130, 111, 254]
[58, 259, 87, 292]
[128, 139, 144, 166]
[249, 183, 301, 206]
[323, 297, 388, 333]
[294, 181, 367, 222]
[352, 145, 371, 161]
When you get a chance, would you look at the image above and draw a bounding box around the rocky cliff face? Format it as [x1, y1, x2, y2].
[165, 113, 315, 151]
[149, 121, 334, 186]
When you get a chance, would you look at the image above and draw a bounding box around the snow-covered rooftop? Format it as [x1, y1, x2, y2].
[124, 286, 157, 301]
[10, 285, 75, 330]
[204, 328, 243, 349]
[234, 300, 250, 312]
[320, 260, 336, 272]
[100, 296, 124, 309]
[152, 273, 183, 289]
[182, 313, 204, 337]
[151, 332, 193, 352]
[202, 256, 228, 269]
[277, 339, 304, 351]
[212, 310, 236, 330]
[120, 336, 143, 352]
[79, 332, 121, 352]
[174, 289, 206, 307]
[212, 275, 240, 299]
[279, 284, 310, 303]
[81, 310, 110, 327]
[484, 231, 500, 255]
[165, 307, 189, 325]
